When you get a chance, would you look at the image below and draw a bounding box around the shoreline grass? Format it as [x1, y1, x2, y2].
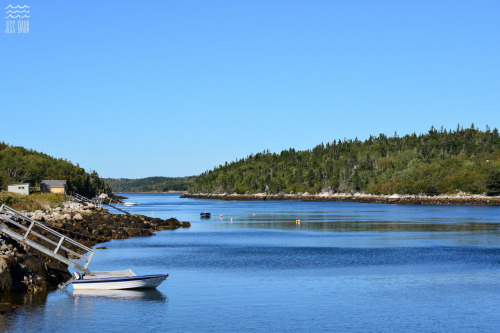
[0, 192, 66, 212]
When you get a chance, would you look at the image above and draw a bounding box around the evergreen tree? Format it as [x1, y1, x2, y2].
[187, 126, 500, 196]
[486, 169, 500, 196]
[0, 142, 111, 195]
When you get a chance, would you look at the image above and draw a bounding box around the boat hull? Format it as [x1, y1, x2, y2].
[72, 274, 168, 290]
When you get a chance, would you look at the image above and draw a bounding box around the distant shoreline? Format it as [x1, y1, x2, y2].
[180, 193, 500, 206]
[115, 191, 186, 194]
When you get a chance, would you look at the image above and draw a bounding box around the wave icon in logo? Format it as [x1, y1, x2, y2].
[4, 4, 30, 19]
[5, 5, 29, 9]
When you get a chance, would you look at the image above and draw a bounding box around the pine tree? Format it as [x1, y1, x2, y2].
[486, 169, 500, 196]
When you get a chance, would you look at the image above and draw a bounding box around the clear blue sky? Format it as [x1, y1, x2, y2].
[2, 0, 499, 178]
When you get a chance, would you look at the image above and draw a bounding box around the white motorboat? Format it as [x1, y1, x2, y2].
[123, 202, 139, 206]
[71, 270, 168, 290]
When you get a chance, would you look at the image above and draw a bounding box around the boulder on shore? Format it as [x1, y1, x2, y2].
[0, 234, 71, 294]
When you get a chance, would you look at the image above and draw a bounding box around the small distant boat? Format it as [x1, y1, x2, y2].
[200, 212, 211, 218]
[123, 202, 139, 206]
[72, 270, 168, 290]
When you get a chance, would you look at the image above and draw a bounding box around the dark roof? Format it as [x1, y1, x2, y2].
[41, 180, 67, 188]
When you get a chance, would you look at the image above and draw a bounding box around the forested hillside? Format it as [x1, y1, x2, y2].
[188, 125, 500, 196]
[104, 176, 195, 192]
[0, 143, 111, 196]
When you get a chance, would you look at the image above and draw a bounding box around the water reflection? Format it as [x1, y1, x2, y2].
[0, 292, 48, 311]
[0, 292, 49, 331]
[72, 289, 167, 302]
[207, 219, 500, 234]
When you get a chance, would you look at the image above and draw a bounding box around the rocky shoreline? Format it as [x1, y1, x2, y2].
[0, 201, 190, 312]
[181, 192, 500, 205]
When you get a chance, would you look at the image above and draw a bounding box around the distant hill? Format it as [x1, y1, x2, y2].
[188, 125, 500, 196]
[104, 176, 195, 193]
[0, 142, 111, 196]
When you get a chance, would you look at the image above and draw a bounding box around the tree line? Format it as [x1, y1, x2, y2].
[187, 125, 500, 196]
[103, 176, 195, 192]
[0, 142, 111, 196]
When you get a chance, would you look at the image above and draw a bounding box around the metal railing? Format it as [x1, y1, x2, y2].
[69, 192, 130, 215]
[0, 204, 94, 273]
[72, 193, 90, 203]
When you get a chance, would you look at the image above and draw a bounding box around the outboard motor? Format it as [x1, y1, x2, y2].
[73, 271, 82, 280]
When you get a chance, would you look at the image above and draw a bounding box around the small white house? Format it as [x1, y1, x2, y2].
[7, 183, 30, 195]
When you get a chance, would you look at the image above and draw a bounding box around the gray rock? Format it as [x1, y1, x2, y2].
[0, 255, 10, 272]
[80, 210, 93, 216]
[73, 213, 83, 221]
[321, 187, 335, 195]
[32, 215, 44, 222]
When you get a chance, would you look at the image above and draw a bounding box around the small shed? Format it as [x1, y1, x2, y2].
[7, 183, 30, 195]
[41, 180, 67, 194]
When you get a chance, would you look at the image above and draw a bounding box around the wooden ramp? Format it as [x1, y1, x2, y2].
[0, 204, 94, 274]
[102, 201, 131, 215]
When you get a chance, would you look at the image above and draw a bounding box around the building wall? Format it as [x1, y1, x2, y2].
[48, 187, 66, 194]
[7, 184, 30, 195]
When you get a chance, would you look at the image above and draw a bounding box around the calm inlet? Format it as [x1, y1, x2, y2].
[2, 193, 500, 332]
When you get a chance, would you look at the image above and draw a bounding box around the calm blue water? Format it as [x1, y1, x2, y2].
[2, 194, 500, 332]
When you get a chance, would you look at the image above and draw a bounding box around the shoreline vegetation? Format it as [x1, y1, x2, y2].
[187, 126, 500, 197]
[0, 142, 111, 196]
[118, 191, 186, 194]
[181, 192, 500, 205]
[103, 176, 194, 193]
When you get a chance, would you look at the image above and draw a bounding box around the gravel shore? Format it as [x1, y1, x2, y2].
[181, 192, 500, 205]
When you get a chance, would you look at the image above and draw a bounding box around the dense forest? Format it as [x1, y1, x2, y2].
[0, 143, 111, 196]
[104, 176, 195, 192]
[188, 125, 500, 196]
